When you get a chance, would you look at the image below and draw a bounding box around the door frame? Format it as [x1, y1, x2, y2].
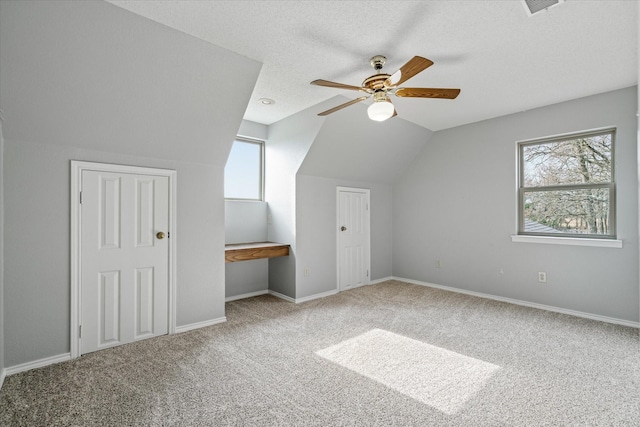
[336, 186, 371, 291]
[70, 161, 177, 358]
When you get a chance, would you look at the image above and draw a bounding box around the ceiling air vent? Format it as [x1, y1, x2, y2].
[523, 0, 564, 16]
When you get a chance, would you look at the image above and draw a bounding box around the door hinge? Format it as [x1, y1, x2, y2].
[79, 191, 82, 204]
[367, 269, 369, 277]
[79, 325, 82, 338]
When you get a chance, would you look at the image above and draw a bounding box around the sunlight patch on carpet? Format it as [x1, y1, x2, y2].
[316, 329, 501, 414]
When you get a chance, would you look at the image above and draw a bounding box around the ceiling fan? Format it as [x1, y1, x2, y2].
[311, 55, 460, 122]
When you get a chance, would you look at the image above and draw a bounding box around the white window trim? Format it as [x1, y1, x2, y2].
[224, 137, 265, 201]
[516, 127, 617, 240]
[511, 234, 622, 248]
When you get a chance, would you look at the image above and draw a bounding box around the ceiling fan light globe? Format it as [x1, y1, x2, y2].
[367, 100, 394, 121]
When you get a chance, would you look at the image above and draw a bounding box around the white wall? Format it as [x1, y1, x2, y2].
[238, 120, 268, 141]
[0, 1, 261, 367]
[393, 86, 639, 323]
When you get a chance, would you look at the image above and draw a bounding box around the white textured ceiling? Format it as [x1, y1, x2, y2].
[107, 0, 638, 131]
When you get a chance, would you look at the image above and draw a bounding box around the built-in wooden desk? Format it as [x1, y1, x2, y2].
[225, 242, 290, 263]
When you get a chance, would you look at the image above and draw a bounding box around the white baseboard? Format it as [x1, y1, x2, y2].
[4, 317, 228, 377]
[268, 280, 387, 304]
[174, 316, 227, 334]
[268, 290, 296, 303]
[295, 288, 339, 304]
[5, 353, 72, 377]
[369, 276, 393, 285]
[268, 288, 340, 304]
[225, 290, 269, 302]
[392, 276, 640, 329]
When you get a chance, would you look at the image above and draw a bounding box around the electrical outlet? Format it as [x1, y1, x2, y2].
[435, 260, 441, 268]
[538, 271, 547, 283]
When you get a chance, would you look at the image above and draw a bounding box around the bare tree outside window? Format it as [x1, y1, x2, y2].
[518, 129, 615, 238]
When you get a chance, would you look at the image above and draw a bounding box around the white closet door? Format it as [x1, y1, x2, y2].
[338, 188, 370, 291]
[80, 170, 169, 354]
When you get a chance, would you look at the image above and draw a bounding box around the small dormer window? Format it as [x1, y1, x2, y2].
[224, 137, 264, 201]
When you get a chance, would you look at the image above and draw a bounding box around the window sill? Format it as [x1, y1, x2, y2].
[511, 235, 622, 248]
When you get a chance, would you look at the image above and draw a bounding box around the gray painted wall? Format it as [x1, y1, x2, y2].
[264, 101, 330, 298]
[298, 97, 433, 184]
[0, 1, 261, 366]
[637, 7, 640, 322]
[3, 142, 230, 364]
[393, 86, 639, 322]
[296, 175, 393, 298]
[224, 121, 269, 299]
[294, 102, 432, 299]
[0, 120, 5, 378]
[225, 259, 269, 298]
[225, 201, 268, 244]
[225, 200, 268, 298]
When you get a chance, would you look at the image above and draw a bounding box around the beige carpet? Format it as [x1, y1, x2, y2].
[1, 280, 638, 426]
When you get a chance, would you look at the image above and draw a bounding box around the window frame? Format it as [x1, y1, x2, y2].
[516, 127, 616, 240]
[224, 137, 265, 201]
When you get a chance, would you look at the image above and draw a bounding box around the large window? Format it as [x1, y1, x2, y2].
[224, 138, 264, 200]
[517, 128, 615, 239]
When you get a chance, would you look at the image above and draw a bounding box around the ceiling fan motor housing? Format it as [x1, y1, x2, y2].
[362, 74, 391, 91]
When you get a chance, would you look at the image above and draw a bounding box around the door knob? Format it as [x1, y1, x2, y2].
[156, 232, 165, 240]
[340, 226, 347, 231]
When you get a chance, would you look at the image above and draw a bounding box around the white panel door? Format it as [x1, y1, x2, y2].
[338, 188, 370, 291]
[81, 170, 169, 354]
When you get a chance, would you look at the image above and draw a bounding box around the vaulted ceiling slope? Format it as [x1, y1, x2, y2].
[108, 0, 637, 131]
[2, 0, 261, 166]
[299, 96, 433, 184]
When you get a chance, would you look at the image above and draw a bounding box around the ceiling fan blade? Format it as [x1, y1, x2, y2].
[395, 87, 460, 99]
[317, 96, 369, 116]
[385, 56, 434, 87]
[311, 79, 366, 92]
